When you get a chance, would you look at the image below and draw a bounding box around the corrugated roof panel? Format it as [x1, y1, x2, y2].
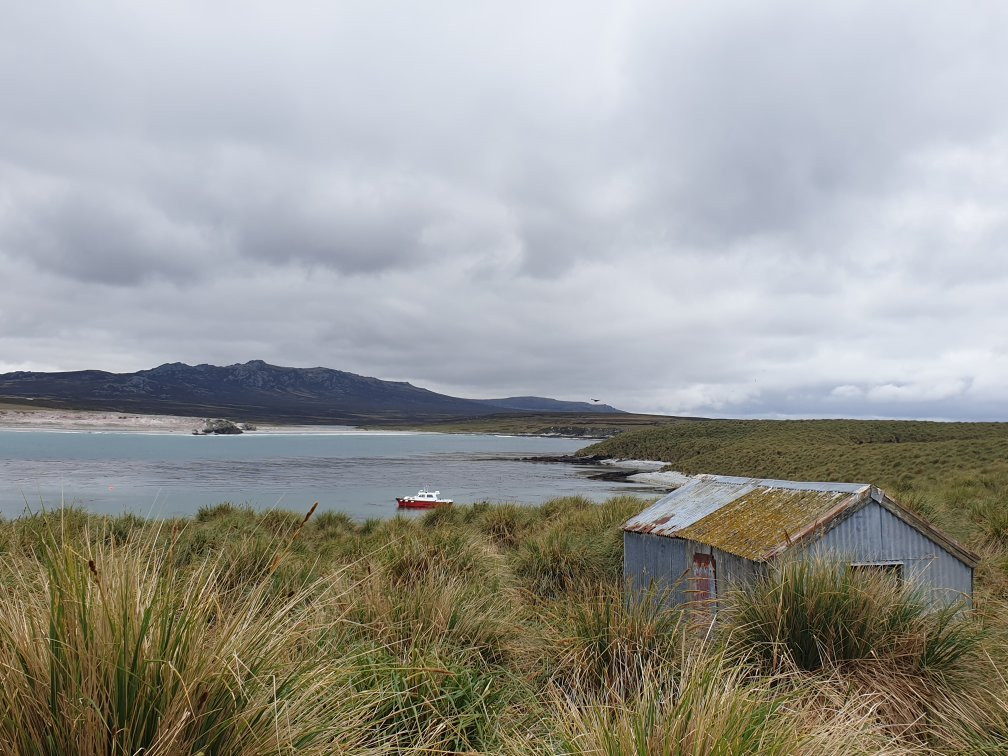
[622, 477, 759, 537]
[676, 486, 861, 560]
[698, 475, 867, 494]
[624, 475, 871, 561]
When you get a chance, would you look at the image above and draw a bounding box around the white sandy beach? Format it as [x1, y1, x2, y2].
[0, 407, 210, 433]
[0, 407, 379, 435]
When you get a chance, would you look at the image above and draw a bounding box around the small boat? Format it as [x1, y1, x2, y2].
[396, 488, 453, 509]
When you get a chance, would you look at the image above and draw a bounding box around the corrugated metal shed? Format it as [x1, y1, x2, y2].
[624, 475, 978, 567]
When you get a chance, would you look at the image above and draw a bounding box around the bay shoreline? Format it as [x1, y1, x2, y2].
[0, 407, 360, 435]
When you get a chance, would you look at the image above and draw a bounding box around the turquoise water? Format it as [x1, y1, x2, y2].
[0, 430, 657, 519]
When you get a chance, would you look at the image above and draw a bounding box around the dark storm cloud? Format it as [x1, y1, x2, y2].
[2, 0, 1008, 419]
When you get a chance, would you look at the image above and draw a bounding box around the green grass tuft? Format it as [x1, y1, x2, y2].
[723, 557, 983, 676]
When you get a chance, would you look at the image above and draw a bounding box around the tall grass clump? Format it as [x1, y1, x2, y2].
[512, 497, 644, 598]
[514, 526, 616, 597]
[724, 557, 982, 677]
[320, 517, 525, 669]
[541, 648, 835, 756]
[8, 506, 92, 557]
[195, 501, 243, 522]
[971, 499, 1008, 547]
[373, 521, 503, 589]
[539, 495, 595, 519]
[312, 509, 355, 534]
[0, 527, 372, 754]
[420, 504, 465, 529]
[349, 649, 508, 753]
[477, 503, 534, 548]
[546, 582, 682, 695]
[334, 568, 525, 669]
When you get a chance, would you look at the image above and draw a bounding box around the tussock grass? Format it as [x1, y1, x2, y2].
[0, 476, 1006, 753]
[545, 652, 793, 755]
[0, 525, 373, 753]
[313, 509, 356, 534]
[195, 500, 244, 521]
[536, 645, 904, 756]
[372, 521, 506, 590]
[476, 502, 533, 548]
[349, 649, 509, 753]
[723, 558, 983, 675]
[721, 558, 999, 749]
[545, 582, 683, 696]
[419, 503, 465, 529]
[513, 498, 637, 599]
[334, 568, 526, 669]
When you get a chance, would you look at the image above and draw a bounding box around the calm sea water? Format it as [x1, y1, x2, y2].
[0, 430, 659, 519]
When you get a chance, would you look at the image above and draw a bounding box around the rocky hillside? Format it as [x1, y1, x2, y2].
[0, 360, 622, 424]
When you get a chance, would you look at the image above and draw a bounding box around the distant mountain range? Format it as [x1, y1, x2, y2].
[0, 360, 622, 424]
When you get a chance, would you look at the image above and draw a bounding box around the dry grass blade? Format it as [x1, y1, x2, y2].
[268, 500, 319, 575]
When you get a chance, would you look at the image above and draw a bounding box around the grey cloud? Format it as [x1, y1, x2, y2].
[622, 1, 1008, 248]
[232, 173, 520, 275]
[1, 184, 223, 285]
[2, 1, 1008, 419]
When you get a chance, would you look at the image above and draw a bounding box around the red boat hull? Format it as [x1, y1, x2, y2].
[396, 497, 453, 509]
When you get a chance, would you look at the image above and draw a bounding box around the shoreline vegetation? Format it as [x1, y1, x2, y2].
[1, 491, 1005, 753]
[3, 414, 1008, 750]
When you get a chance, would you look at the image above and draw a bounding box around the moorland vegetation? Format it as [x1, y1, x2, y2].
[1, 418, 1007, 753]
[582, 419, 1008, 545]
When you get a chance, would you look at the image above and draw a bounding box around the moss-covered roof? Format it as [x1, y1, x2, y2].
[623, 475, 869, 561]
[675, 486, 851, 560]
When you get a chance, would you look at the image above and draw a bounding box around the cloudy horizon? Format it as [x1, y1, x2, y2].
[2, 1, 1007, 420]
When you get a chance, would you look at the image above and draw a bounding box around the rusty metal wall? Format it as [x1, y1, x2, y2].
[625, 532, 763, 608]
[682, 541, 762, 599]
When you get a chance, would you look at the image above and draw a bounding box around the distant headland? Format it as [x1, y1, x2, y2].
[0, 360, 625, 426]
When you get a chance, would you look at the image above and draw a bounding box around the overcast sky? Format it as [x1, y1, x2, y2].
[2, 1, 1007, 419]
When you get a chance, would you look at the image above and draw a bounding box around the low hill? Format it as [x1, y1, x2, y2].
[577, 416, 1008, 557]
[0, 360, 623, 424]
[578, 418, 1008, 491]
[473, 396, 621, 413]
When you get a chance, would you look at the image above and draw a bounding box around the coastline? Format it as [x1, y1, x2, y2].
[0, 406, 612, 438]
[528, 453, 691, 489]
[598, 458, 693, 488]
[0, 407, 203, 433]
[0, 407, 371, 435]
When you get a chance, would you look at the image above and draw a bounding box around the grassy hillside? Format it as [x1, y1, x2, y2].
[2, 418, 1007, 753]
[0, 491, 1006, 753]
[579, 419, 1008, 485]
[394, 411, 685, 436]
[580, 419, 1008, 547]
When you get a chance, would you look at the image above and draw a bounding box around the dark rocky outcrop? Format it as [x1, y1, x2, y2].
[193, 418, 243, 435]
